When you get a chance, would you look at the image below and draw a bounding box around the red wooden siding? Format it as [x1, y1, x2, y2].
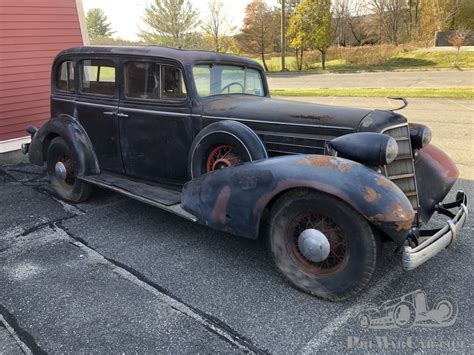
[0, 0, 84, 142]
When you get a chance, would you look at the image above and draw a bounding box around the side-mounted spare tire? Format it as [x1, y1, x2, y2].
[188, 120, 268, 179]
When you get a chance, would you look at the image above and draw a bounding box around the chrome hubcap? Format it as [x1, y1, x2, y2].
[298, 229, 330, 263]
[55, 161, 67, 181]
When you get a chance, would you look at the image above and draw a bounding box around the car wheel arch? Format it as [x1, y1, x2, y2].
[188, 120, 268, 179]
[29, 114, 100, 176]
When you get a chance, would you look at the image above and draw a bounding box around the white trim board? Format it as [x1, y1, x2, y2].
[0, 136, 30, 154]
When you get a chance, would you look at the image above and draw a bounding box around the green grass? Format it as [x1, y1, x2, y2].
[259, 50, 474, 73]
[270, 87, 474, 99]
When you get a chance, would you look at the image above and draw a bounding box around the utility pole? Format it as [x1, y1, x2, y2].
[281, 0, 286, 71]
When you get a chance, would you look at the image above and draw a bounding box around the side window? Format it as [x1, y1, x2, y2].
[161, 65, 186, 99]
[123, 61, 186, 100]
[244, 69, 264, 96]
[124, 62, 160, 99]
[57, 61, 75, 92]
[81, 59, 116, 96]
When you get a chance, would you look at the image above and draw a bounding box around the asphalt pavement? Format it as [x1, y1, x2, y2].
[1, 97, 473, 353]
[267, 70, 474, 89]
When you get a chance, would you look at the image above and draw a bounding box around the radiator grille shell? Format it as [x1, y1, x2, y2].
[382, 124, 419, 211]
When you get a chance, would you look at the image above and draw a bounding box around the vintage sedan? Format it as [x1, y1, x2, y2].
[23, 46, 468, 301]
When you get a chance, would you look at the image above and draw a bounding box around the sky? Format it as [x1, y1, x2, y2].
[82, 0, 280, 41]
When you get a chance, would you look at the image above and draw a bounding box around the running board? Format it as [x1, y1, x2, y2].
[80, 173, 197, 222]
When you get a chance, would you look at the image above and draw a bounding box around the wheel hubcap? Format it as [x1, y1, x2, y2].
[298, 229, 330, 262]
[55, 161, 67, 181]
[291, 213, 349, 276]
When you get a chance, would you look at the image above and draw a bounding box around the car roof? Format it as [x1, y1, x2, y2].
[57, 46, 263, 69]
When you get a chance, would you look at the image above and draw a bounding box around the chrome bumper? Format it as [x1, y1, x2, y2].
[403, 191, 468, 271]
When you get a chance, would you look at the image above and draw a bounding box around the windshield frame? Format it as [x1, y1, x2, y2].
[191, 61, 269, 99]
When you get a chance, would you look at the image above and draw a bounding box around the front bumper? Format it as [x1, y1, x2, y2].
[403, 191, 468, 271]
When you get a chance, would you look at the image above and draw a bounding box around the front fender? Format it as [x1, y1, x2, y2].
[28, 115, 99, 176]
[182, 155, 415, 245]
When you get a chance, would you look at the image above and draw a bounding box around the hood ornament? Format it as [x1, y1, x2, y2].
[387, 97, 408, 111]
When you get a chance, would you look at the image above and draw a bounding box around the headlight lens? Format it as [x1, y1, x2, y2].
[385, 137, 399, 165]
[410, 123, 432, 149]
[421, 126, 432, 147]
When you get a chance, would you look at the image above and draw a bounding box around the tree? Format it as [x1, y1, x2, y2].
[449, 28, 469, 66]
[238, 0, 274, 72]
[139, 0, 200, 48]
[287, 0, 332, 70]
[86, 8, 114, 39]
[202, 0, 234, 52]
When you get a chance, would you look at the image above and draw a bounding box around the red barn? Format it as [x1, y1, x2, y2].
[0, 0, 88, 155]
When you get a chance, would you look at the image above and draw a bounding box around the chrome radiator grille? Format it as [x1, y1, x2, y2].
[383, 124, 419, 210]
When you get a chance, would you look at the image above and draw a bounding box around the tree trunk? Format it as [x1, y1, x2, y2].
[299, 48, 304, 71]
[321, 50, 326, 70]
[261, 52, 269, 72]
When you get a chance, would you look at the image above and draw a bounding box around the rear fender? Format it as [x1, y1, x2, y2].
[28, 115, 99, 176]
[182, 155, 415, 245]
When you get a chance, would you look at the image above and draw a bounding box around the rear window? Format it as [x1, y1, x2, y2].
[57, 61, 75, 92]
[124, 61, 186, 100]
[81, 59, 116, 96]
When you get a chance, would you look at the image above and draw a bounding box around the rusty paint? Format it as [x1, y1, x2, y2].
[210, 185, 231, 224]
[364, 187, 380, 202]
[376, 177, 398, 191]
[369, 202, 415, 231]
[296, 155, 351, 173]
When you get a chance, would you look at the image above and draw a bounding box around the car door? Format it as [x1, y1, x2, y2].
[76, 57, 124, 173]
[118, 59, 194, 183]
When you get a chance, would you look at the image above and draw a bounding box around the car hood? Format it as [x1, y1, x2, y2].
[199, 95, 373, 131]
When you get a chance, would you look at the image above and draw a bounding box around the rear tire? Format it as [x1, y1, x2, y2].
[46, 137, 92, 203]
[268, 189, 381, 301]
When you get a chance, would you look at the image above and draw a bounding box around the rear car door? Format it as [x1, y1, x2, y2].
[118, 59, 194, 183]
[76, 58, 124, 173]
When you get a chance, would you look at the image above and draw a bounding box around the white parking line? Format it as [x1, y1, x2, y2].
[0, 315, 32, 355]
[299, 269, 402, 354]
[446, 99, 474, 112]
[52, 226, 260, 354]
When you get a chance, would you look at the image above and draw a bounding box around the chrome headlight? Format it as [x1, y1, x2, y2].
[385, 137, 399, 164]
[409, 123, 432, 149]
[329, 133, 399, 166]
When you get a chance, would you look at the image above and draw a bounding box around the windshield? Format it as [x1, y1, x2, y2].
[193, 64, 265, 97]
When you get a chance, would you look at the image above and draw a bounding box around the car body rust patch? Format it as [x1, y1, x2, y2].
[364, 187, 380, 202]
[296, 155, 351, 173]
[210, 185, 231, 224]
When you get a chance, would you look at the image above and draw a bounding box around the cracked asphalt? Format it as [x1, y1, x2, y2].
[1, 159, 473, 353]
[1, 93, 473, 354]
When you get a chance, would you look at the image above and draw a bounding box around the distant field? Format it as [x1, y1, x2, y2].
[259, 49, 474, 72]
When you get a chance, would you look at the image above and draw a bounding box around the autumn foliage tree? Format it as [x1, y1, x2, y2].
[238, 0, 274, 72]
[287, 0, 332, 70]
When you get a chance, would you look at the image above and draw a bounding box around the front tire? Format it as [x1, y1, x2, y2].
[46, 137, 92, 203]
[268, 189, 381, 301]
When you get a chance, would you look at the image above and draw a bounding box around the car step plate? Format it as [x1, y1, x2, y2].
[80, 173, 197, 222]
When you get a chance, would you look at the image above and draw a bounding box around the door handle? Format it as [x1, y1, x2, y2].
[116, 113, 129, 118]
[103, 111, 116, 116]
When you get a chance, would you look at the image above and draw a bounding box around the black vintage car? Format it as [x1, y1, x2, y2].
[23, 46, 468, 301]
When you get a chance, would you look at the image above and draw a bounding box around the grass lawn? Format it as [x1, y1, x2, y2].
[270, 87, 474, 99]
[260, 50, 474, 72]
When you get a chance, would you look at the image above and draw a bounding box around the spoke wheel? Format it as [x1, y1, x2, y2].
[290, 213, 349, 277]
[206, 145, 242, 172]
[267, 189, 381, 301]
